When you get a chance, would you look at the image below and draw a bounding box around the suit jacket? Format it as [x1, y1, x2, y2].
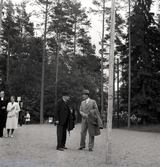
[54, 99, 75, 132]
[80, 98, 101, 136]
[54, 99, 70, 125]
[80, 99, 98, 123]
[0, 98, 8, 128]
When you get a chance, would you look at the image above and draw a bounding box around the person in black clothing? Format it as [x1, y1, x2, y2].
[0, 91, 8, 137]
[18, 102, 25, 126]
[54, 91, 75, 151]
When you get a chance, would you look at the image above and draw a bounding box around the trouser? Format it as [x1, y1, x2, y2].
[103, 121, 106, 128]
[19, 118, 23, 126]
[80, 121, 95, 149]
[0, 125, 3, 137]
[56, 121, 68, 149]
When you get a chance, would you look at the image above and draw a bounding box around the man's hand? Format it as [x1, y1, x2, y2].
[1, 106, 6, 110]
[80, 111, 88, 118]
[55, 121, 59, 125]
[83, 113, 88, 118]
[11, 106, 15, 110]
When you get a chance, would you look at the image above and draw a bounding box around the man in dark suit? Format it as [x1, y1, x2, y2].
[54, 91, 74, 151]
[0, 91, 8, 137]
[18, 102, 25, 126]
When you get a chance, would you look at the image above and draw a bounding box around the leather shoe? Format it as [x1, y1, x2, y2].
[63, 147, 67, 149]
[89, 148, 93, 151]
[57, 148, 64, 151]
[79, 147, 85, 150]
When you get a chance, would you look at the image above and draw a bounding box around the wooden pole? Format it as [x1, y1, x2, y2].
[128, 0, 131, 128]
[106, 0, 115, 164]
[101, 0, 105, 115]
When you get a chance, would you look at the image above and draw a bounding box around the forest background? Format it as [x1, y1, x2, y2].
[0, 0, 160, 125]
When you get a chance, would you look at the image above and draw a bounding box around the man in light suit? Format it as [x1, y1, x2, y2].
[79, 89, 100, 151]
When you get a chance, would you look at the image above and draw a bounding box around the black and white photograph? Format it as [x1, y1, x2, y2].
[0, 0, 160, 167]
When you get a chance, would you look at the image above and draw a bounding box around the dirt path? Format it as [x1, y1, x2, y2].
[0, 124, 159, 167]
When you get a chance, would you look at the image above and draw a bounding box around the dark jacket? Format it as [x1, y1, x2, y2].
[54, 99, 75, 131]
[0, 98, 8, 128]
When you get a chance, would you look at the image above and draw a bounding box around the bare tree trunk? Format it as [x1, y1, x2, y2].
[128, 0, 131, 128]
[117, 58, 119, 128]
[6, 32, 10, 86]
[0, 0, 3, 36]
[55, 32, 60, 106]
[6, 0, 11, 88]
[40, 0, 48, 124]
[73, 18, 76, 70]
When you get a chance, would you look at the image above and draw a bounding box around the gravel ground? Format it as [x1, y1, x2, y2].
[0, 124, 160, 167]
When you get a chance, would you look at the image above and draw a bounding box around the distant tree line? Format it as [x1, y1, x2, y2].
[0, 0, 160, 124]
[0, 0, 108, 122]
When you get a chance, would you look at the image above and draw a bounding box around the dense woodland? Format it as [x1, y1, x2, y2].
[0, 0, 160, 125]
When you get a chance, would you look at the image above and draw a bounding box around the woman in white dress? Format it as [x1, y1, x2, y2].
[6, 96, 20, 137]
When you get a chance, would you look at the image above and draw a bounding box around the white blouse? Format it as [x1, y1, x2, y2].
[7, 102, 20, 118]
